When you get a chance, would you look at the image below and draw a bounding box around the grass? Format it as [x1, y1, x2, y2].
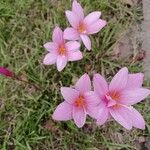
[0, 0, 149, 149]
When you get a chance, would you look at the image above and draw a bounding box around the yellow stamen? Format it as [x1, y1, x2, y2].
[109, 91, 120, 101]
[75, 95, 85, 107]
[77, 23, 86, 34]
[58, 44, 66, 55]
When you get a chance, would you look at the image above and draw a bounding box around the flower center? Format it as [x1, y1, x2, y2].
[75, 95, 85, 107]
[108, 91, 120, 101]
[58, 44, 66, 55]
[77, 22, 86, 34]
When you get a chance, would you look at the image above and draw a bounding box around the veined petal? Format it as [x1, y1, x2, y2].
[93, 74, 108, 99]
[120, 88, 150, 105]
[64, 27, 80, 40]
[87, 19, 107, 34]
[65, 41, 81, 51]
[75, 73, 91, 93]
[73, 107, 86, 128]
[126, 73, 144, 90]
[65, 10, 80, 28]
[43, 42, 58, 52]
[84, 11, 101, 25]
[109, 67, 128, 92]
[56, 55, 67, 71]
[68, 51, 83, 61]
[52, 27, 64, 44]
[96, 103, 109, 125]
[72, 0, 84, 20]
[61, 87, 79, 104]
[109, 105, 132, 130]
[43, 53, 57, 65]
[52, 102, 73, 121]
[129, 107, 145, 130]
[84, 91, 100, 106]
[80, 34, 91, 51]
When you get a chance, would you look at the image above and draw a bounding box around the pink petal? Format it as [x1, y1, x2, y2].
[65, 11, 80, 28]
[107, 99, 117, 107]
[73, 107, 86, 128]
[75, 73, 91, 93]
[87, 105, 100, 119]
[109, 106, 132, 130]
[126, 73, 144, 90]
[72, 0, 84, 20]
[64, 27, 80, 40]
[87, 19, 107, 34]
[84, 11, 101, 25]
[120, 88, 150, 105]
[0, 67, 15, 78]
[61, 87, 79, 104]
[68, 51, 83, 61]
[43, 42, 58, 52]
[129, 107, 145, 130]
[109, 67, 128, 92]
[56, 55, 67, 71]
[93, 74, 108, 99]
[80, 34, 91, 50]
[52, 102, 72, 121]
[84, 91, 100, 106]
[96, 103, 109, 125]
[43, 53, 57, 65]
[65, 41, 81, 51]
[52, 27, 64, 44]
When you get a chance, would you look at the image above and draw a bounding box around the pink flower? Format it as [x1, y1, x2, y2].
[64, 0, 107, 50]
[0, 67, 15, 78]
[52, 74, 99, 128]
[43, 27, 83, 71]
[93, 67, 150, 130]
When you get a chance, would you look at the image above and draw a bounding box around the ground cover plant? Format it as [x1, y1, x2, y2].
[0, 0, 150, 149]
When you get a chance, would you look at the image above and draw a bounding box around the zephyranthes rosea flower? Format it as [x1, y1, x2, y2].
[52, 74, 99, 128]
[0, 67, 15, 78]
[93, 67, 150, 130]
[43, 26, 83, 71]
[64, 0, 107, 50]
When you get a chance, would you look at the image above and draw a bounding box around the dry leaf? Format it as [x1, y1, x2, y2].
[43, 119, 58, 132]
[112, 35, 133, 60]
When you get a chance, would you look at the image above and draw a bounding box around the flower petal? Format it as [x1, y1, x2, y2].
[65, 10, 80, 28]
[52, 27, 64, 44]
[75, 73, 91, 93]
[109, 67, 128, 92]
[126, 73, 144, 90]
[0, 67, 15, 78]
[109, 105, 132, 130]
[73, 107, 86, 128]
[96, 103, 109, 125]
[129, 107, 145, 130]
[61, 87, 79, 104]
[84, 11, 101, 25]
[43, 42, 58, 52]
[52, 102, 72, 121]
[93, 74, 108, 99]
[64, 27, 80, 40]
[84, 91, 100, 106]
[56, 55, 67, 71]
[120, 88, 150, 105]
[43, 53, 57, 65]
[80, 34, 91, 50]
[72, 0, 84, 20]
[65, 41, 81, 51]
[68, 51, 83, 61]
[87, 19, 107, 34]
